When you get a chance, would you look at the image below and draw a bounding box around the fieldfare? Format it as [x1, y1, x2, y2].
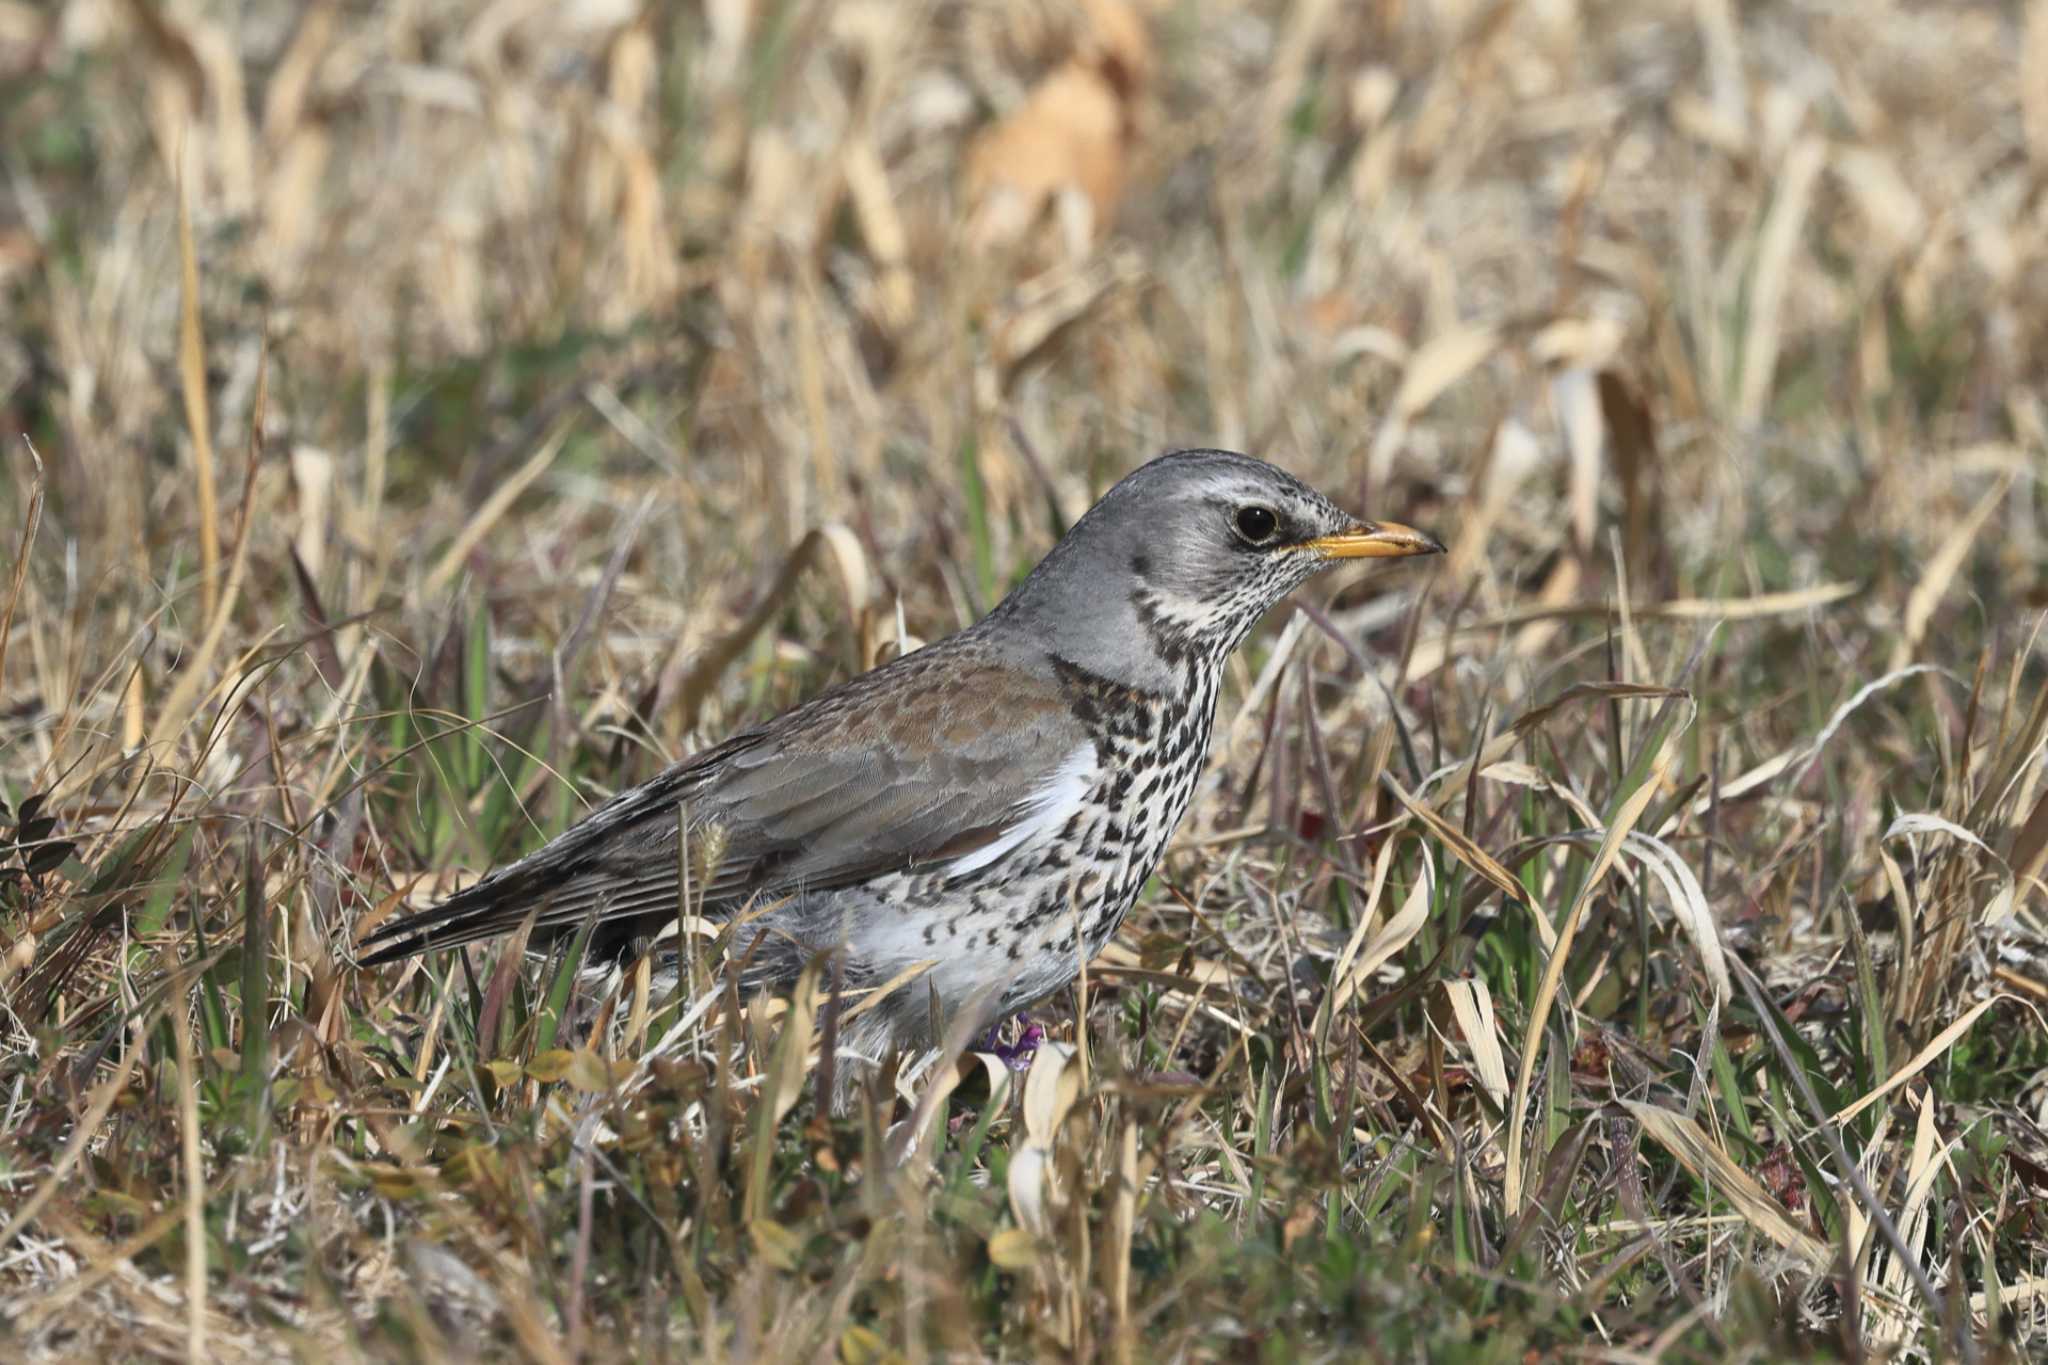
[360, 450, 1443, 1075]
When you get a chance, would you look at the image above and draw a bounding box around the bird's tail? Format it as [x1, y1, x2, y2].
[356, 867, 554, 965]
[355, 761, 715, 966]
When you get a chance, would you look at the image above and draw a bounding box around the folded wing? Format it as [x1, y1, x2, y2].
[355, 646, 1087, 965]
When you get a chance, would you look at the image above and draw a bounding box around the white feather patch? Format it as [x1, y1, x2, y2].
[944, 743, 1098, 877]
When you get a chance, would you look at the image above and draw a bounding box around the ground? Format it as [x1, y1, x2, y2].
[2, 0, 2047, 1360]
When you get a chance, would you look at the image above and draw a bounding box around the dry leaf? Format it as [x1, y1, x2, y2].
[1598, 370, 1663, 586]
[966, 63, 1128, 254]
[750, 1219, 803, 1271]
[986, 1227, 1042, 1269]
[1554, 366, 1604, 555]
[964, 0, 1150, 255]
[1007, 1041, 1082, 1238]
[1444, 979, 1510, 1108]
[1324, 850, 1435, 1019]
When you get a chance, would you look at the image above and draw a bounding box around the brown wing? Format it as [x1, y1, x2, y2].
[356, 643, 1088, 964]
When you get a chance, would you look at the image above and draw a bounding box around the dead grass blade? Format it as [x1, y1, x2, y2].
[1732, 957, 1954, 1336]
[1885, 811, 2003, 864]
[476, 904, 543, 1060]
[1737, 135, 1826, 425]
[2028, 1, 2048, 160]
[1443, 978, 1509, 1109]
[1620, 831, 1729, 1003]
[1510, 682, 1689, 737]
[746, 962, 820, 1223]
[837, 957, 938, 1025]
[1555, 366, 1603, 554]
[1600, 369, 1663, 584]
[167, 969, 206, 1365]
[423, 419, 575, 595]
[1007, 1042, 1084, 1242]
[1384, 773, 1530, 909]
[890, 985, 1003, 1170]
[1322, 843, 1434, 1022]
[1868, 1093, 1960, 1348]
[1459, 584, 1862, 635]
[1415, 684, 1674, 819]
[148, 353, 269, 755]
[673, 524, 873, 729]
[1890, 473, 2014, 670]
[0, 1012, 151, 1255]
[764, 963, 819, 1127]
[1505, 750, 1669, 1214]
[176, 151, 219, 621]
[1409, 586, 1852, 679]
[1368, 325, 1498, 485]
[1622, 1101, 1828, 1267]
[1695, 663, 1950, 814]
[2006, 785, 2048, 896]
[0, 438, 43, 699]
[1830, 995, 2008, 1126]
[1111, 1117, 1138, 1363]
[1447, 418, 1542, 580]
[1312, 834, 1397, 1038]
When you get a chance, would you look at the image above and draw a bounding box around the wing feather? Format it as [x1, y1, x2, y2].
[357, 643, 1091, 965]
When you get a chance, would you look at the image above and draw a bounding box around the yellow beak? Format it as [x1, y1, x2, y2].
[1299, 520, 1446, 559]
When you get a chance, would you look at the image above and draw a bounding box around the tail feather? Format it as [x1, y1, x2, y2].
[356, 875, 549, 964]
[355, 758, 721, 967]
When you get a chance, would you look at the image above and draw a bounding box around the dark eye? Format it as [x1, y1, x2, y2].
[1234, 505, 1279, 543]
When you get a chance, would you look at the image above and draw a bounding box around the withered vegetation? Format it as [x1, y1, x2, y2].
[2, 1, 2047, 1359]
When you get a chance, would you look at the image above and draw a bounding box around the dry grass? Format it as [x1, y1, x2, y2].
[3, 0, 2047, 1359]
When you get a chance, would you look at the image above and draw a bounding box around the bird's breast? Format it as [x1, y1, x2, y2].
[1061, 661, 1224, 942]
[866, 658, 1228, 1018]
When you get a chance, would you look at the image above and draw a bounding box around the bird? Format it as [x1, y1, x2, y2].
[358, 449, 1442, 1083]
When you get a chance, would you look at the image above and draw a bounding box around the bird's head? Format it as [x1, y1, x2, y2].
[996, 449, 1443, 680]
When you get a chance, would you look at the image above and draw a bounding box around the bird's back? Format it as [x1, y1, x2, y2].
[356, 629, 1095, 971]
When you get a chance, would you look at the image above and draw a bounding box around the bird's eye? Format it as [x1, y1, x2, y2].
[1234, 505, 1279, 544]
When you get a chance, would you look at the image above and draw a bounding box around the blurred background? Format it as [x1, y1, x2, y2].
[2, 0, 2047, 1357]
[5, 0, 2040, 651]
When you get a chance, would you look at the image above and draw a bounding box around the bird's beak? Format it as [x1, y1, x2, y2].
[1299, 520, 1447, 559]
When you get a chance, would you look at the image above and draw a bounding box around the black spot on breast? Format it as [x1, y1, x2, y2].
[1049, 655, 1166, 743]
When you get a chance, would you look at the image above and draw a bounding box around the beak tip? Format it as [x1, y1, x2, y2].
[1312, 519, 1446, 560]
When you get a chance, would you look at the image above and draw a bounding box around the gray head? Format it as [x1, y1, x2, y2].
[989, 449, 1442, 690]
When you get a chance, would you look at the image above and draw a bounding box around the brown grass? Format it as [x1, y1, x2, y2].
[2, 0, 2046, 1359]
